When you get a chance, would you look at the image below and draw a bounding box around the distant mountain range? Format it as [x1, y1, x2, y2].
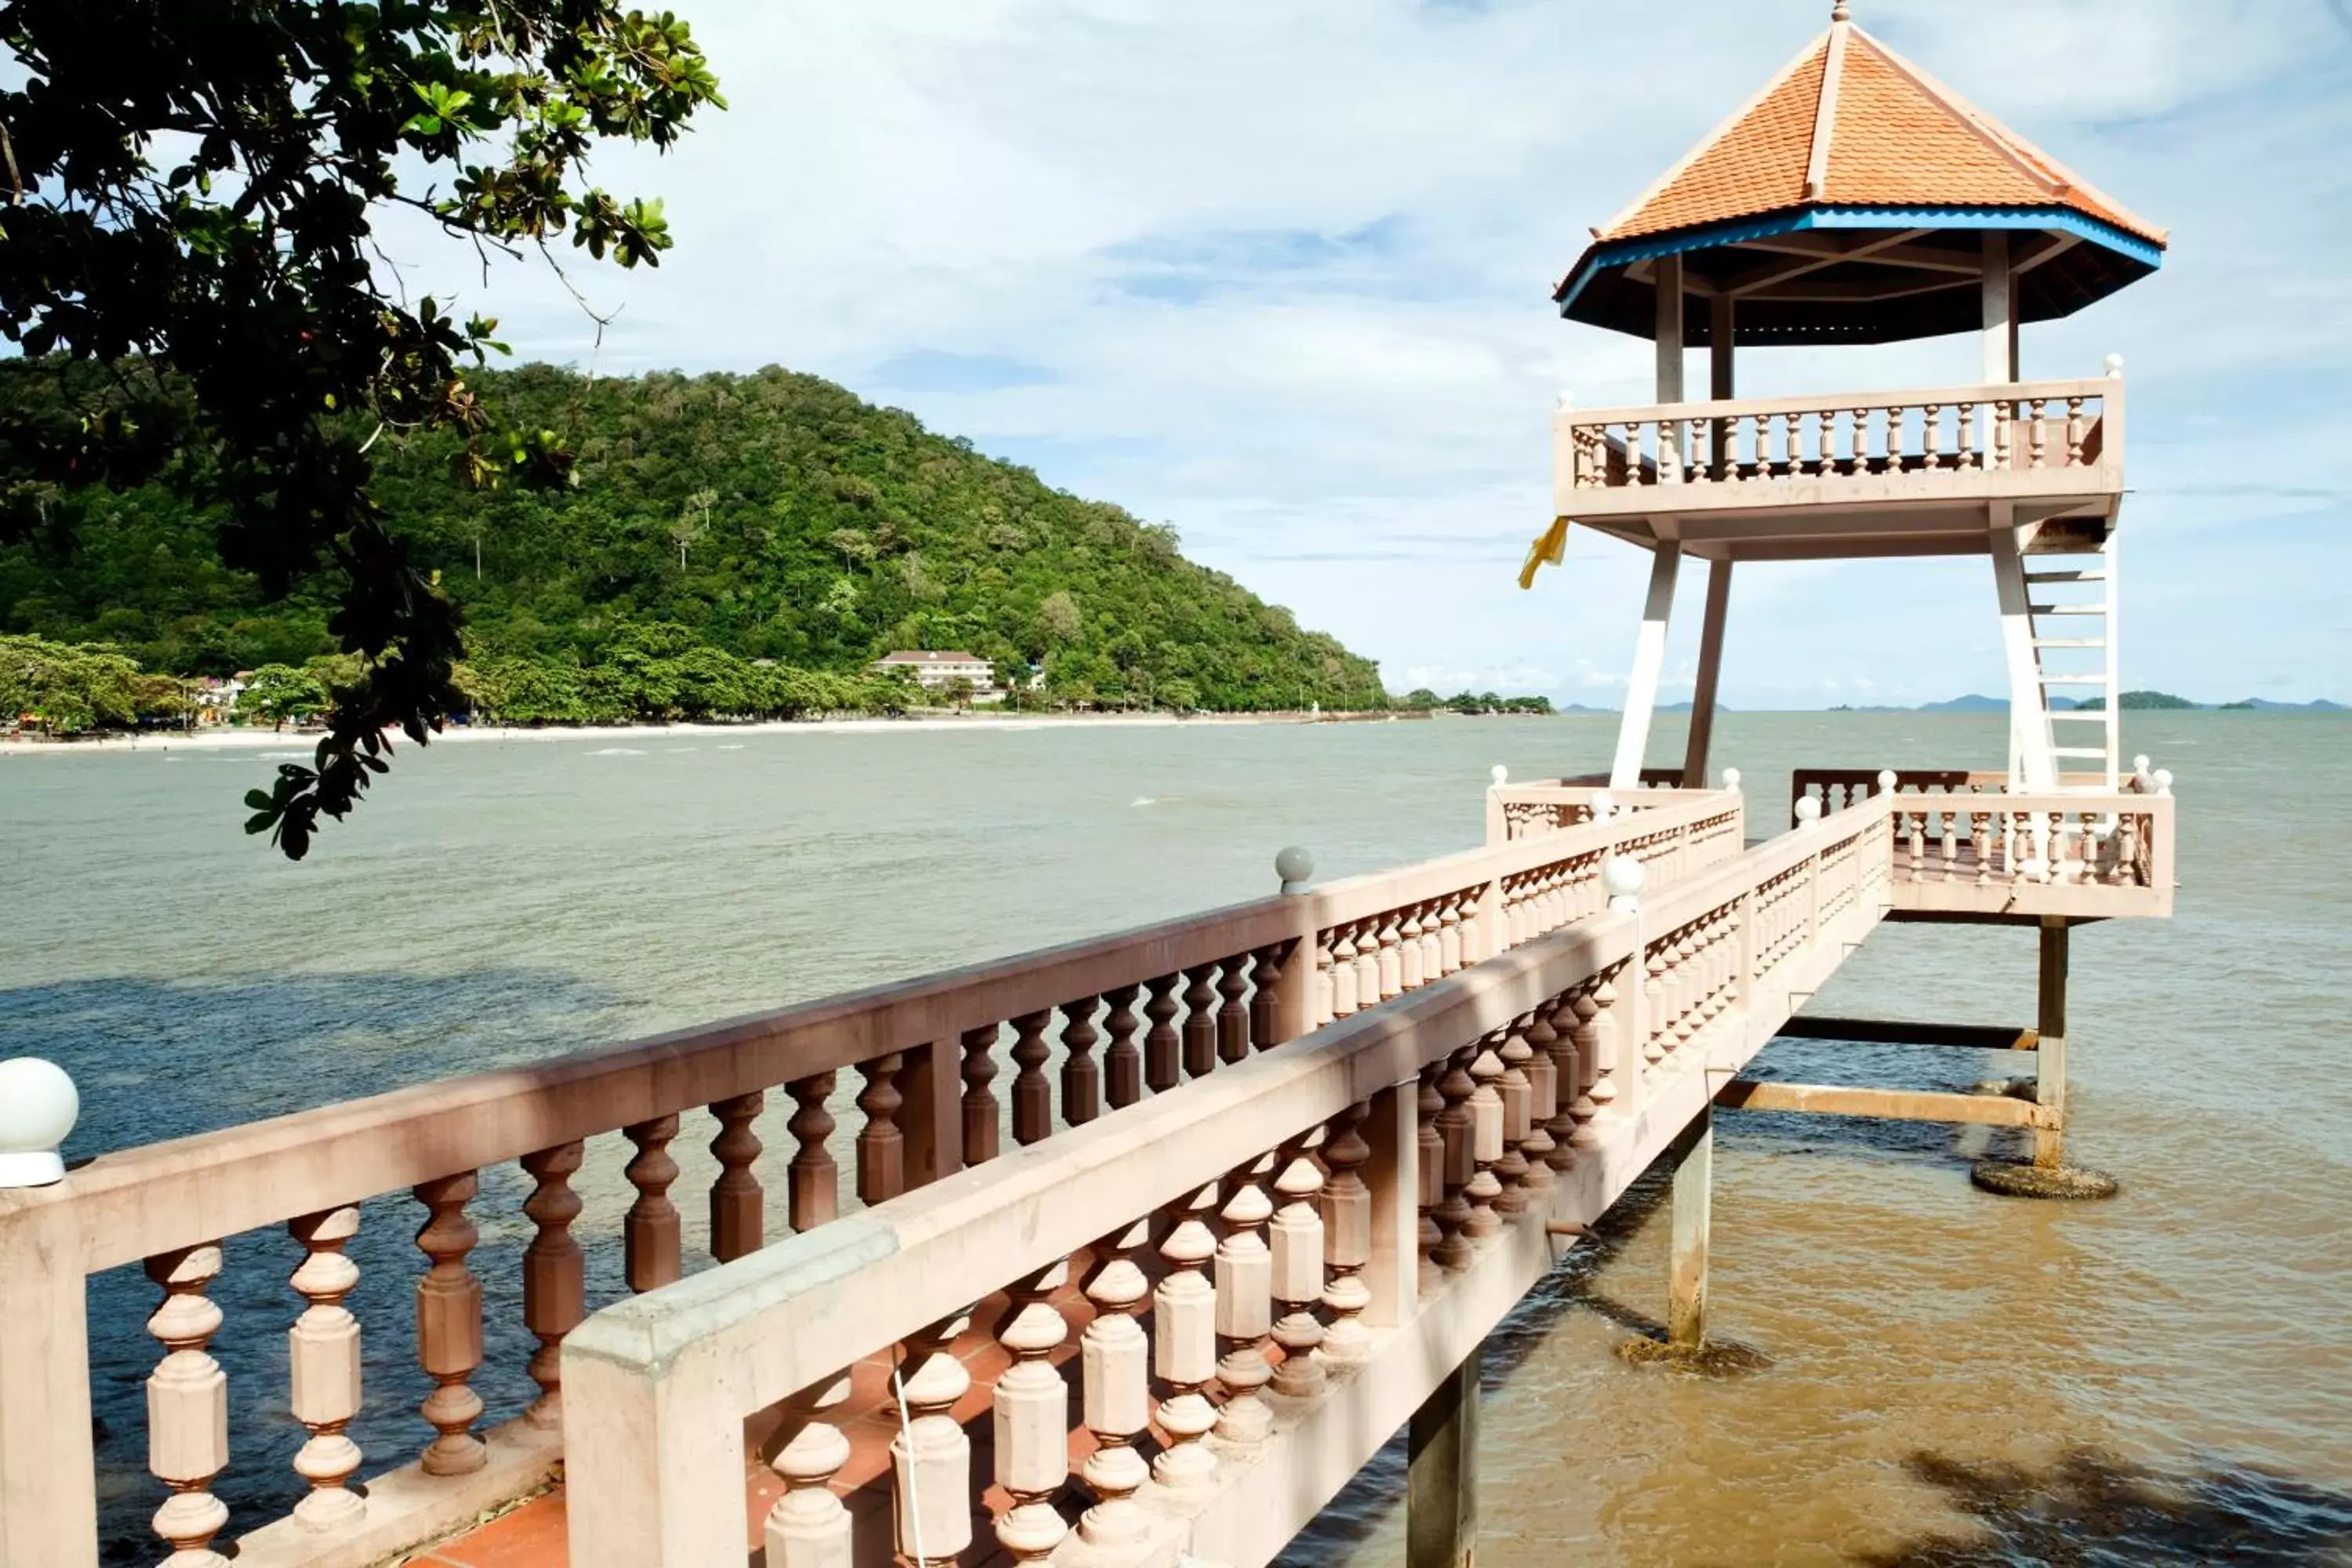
[1529, 692, 2343, 716]
[1831, 692, 2346, 713]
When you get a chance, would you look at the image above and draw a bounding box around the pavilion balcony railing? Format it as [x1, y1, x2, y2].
[0, 786, 1741, 1568]
[1552, 372, 2125, 517]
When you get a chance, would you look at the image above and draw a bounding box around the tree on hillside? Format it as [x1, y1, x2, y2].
[238, 666, 330, 732]
[0, 0, 724, 856]
[0, 632, 140, 733]
[1036, 590, 1081, 647]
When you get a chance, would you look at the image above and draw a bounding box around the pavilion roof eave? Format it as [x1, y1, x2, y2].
[1553, 203, 2165, 325]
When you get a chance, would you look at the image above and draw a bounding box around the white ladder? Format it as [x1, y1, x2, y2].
[2013, 535, 2120, 790]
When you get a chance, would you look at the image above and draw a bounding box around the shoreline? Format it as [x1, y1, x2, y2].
[0, 710, 1405, 757]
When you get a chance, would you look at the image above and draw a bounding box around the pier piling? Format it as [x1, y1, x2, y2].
[1407, 1344, 1481, 1568]
[2034, 917, 2070, 1169]
[1668, 1105, 1713, 1348]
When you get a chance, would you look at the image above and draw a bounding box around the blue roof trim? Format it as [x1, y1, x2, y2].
[1556, 205, 2163, 312]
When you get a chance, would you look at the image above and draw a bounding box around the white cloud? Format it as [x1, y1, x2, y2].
[383, 0, 2352, 706]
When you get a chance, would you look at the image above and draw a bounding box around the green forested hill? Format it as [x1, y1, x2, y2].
[0, 362, 1385, 714]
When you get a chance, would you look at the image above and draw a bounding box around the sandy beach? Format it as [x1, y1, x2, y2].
[0, 709, 1384, 757]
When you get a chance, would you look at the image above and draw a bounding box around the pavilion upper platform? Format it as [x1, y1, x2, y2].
[1529, 3, 2162, 569]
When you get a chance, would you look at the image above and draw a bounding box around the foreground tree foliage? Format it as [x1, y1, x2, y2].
[5, 363, 1392, 723]
[0, 0, 723, 855]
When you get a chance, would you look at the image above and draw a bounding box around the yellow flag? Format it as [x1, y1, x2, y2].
[1518, 517, 1570, 590]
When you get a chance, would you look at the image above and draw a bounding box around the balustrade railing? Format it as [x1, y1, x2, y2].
[1556, 376, 2122, 506]
[558, 802, 1898, 1568]
[0, 788, 1742, 1568]
[1882, 789, 2172, 891]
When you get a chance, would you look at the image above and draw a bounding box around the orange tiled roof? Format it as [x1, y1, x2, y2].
[1597, 17, 2165, 249]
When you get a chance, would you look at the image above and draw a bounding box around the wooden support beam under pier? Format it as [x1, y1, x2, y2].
[1775, 1017, 2038, 1051]
[1715, 1080, 2059, 1129]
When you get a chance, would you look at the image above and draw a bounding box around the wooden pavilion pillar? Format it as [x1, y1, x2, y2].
[1611, 255, 1686, 789]
[1681, 294, 1736, 788]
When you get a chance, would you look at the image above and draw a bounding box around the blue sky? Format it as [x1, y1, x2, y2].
[383, 0, 2352, 707]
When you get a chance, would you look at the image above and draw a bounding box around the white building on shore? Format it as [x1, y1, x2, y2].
[872, 649, 1000, 698]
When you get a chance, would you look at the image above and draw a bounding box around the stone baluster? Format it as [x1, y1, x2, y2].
[1061, 997, 1102, 1126]
[1250, 946, 1287, 1049]
[2066, 395, 2086, 466]
[1882, 404, 1900, 474]
[1517, 1007, 1559, 1193]
[1009, 1011, 1053, 1145]
[1955, 400, 1976, 466]
[1079, 1223, 1153, 1547]
[1463, 1043, 1507, 1241]
[1328, 926, 1359, 1018]
[1269, 1138, 1328, 1398]
[1375, 913, 1404, 1000]
[412, 1171, 485, 1475]
[1907, 811, 1926, 880]
[960, 1025, 1001, 1166]
[1396, 906, 1425, 992]
[1924, 402, 1941, 466]
[1182, 964, 1220, 1076]
[1151, 1183, 1222, 1499]
[1592, 971, 1629, 1128]
[1992, 400, 2011, 470]
[2028, 397, 2048, 468]
[1641, 942, 1668, 1069]
[145, 1243, 230, 1566]
[1543, 991, 1582, 1167]
[786, 1071, 840, 1230]
[710, 1092, 764, 1263]
[520, 1142, 585, 1427]
[1459, 887, 1488, 966]
[285, 1208, 364, 1531]
[1144, 975, 1183, 1093]
[1974, 811, 1994, 885]
[1491, 1020, 1535, 1214]
[1419, 900, 1446, 980]
[1438, 895, 1464, 975]
[1318, 1101, 1375, 1367]
[1939, 810, 1958, 880]
[1103, 984, 1144, 1106]
[1352, 920, 1383, 1009]
[857, 1051, 907, 1204]
[993, 1261, 1073, 1563]
[762, 1374, 854, 1568]
[623, 1115, 683, 1293]
[1659, 415, 1682, 484]
[1431, 1048, 1479, 1271]
[1312, 933, 1337, 1026]
[891, 1311, 974, 1568]
[1213, 1157, 1277, 1450]
[1416, 1065, 1448, 1287]
[1218, 957, 1252, 1062]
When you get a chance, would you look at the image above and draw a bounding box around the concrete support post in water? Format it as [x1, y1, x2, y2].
[2034, 917, 2070, 1169]
[1668, 1105, 1713, 1348]
[1406, 1344, 1479, 1568]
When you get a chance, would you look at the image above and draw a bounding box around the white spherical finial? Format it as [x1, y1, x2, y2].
[1721, 767, 1741, 793]
[1592, 789, 1616, 821]
[0, 1058, 79, 1188]
[1831, 0, 1850, 19]
[2152, 768, 2173, 797]
[2104, 353, 2125, 378]
[1490, 764, 1509, 788]
[1602, 855, 1646, 911]
[1275, 845, 1316, 893]
[1795, 795, 1823, 826]
[2133, 753, 2151, 774]
[1876, 769, 1898, 792]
